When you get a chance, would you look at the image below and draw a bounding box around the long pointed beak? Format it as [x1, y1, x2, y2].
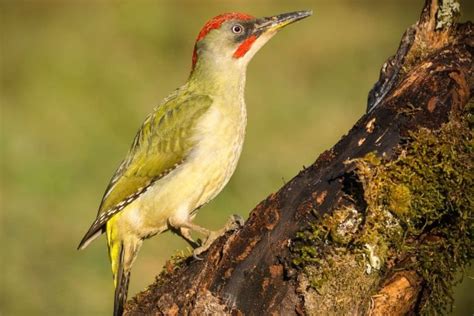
[254, 10, 312, 35]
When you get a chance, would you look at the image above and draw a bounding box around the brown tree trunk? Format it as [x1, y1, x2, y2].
[125, 1, 473, 315]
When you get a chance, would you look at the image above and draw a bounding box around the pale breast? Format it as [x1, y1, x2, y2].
[189, 98, 247, 207]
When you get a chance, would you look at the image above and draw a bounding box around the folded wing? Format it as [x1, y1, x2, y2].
[78, 92, 212, 249]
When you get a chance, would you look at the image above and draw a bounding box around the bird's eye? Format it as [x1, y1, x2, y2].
[231, 24, 244, 34]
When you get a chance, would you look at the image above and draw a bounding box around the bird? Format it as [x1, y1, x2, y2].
[78, 10, 312, 316]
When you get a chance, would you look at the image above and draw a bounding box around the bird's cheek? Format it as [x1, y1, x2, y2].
[239, 32, 275, 61]
[233, 35, 258, 58]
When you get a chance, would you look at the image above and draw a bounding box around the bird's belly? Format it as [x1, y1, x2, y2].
[128, 106, 246, 237]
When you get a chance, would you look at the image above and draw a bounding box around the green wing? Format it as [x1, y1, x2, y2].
[78, 91, 212, 249]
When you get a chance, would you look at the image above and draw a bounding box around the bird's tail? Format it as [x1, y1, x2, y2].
[113, 244, 130, 316]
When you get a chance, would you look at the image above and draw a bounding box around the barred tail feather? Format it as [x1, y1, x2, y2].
[114, 245, 130, 316]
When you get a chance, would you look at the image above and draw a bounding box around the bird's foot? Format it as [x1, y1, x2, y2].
[192, 214, 245, 260]
[192, 230, 220, 260]
[226, 214, 245, 230]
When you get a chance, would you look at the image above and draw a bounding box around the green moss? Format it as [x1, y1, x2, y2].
[154, 250, 189, 285]
[291, 108, 473, 314]
[298, 253, 379, 315]
[388, 184, 411, 216]
[357, 112, 473, 314]
[292, 223, 328, 267]
[362, 151, 382, 166]
[401, 41, 430, 74]
[292, 208, 363, 267]
[328, 207, 363, 245]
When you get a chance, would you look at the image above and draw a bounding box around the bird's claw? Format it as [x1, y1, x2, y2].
[226, 214, 245, 231]
[192, 231, 218, 260]
[191, 215, 244, 261]
[192, 250, 203, 261]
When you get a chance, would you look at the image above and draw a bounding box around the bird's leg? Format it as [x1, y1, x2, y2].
[178, 227, 201, 249]
[168, 221, 201, 248]
[180, 214, 245, 259]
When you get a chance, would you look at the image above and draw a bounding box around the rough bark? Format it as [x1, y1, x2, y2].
[126, 1, 473, 315]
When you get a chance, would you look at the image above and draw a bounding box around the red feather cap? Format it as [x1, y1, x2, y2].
[192, 12, 255, 69]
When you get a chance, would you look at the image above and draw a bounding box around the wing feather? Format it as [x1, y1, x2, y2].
[78, 91, 212, 249]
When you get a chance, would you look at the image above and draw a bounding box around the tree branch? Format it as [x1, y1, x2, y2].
[126, 1, 473, 314]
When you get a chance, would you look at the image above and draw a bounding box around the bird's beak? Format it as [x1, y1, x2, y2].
[253, 10, 312, 35]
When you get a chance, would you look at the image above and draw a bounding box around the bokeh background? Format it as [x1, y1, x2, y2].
[1, 0, 472, 315]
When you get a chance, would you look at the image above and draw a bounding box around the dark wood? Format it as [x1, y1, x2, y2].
[126, 1, 473, 315]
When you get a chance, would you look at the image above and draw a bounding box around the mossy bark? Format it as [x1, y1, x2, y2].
[125, 1, 473, 315]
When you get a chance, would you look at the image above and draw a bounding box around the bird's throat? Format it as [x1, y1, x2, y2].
[188, 59, 248, 97]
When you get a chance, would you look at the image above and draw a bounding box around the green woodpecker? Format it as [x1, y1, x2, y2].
[78, 10, 311, 316]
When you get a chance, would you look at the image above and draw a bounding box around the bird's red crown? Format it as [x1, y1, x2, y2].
[192, 12, 255, 69]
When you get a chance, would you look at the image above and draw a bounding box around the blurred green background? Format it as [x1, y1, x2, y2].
[1, 0, 472, 315]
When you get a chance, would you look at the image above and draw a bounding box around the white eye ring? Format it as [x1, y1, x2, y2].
[231, 24, 244, 34]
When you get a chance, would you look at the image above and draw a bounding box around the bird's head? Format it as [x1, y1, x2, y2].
[190, 10, 312, 74]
